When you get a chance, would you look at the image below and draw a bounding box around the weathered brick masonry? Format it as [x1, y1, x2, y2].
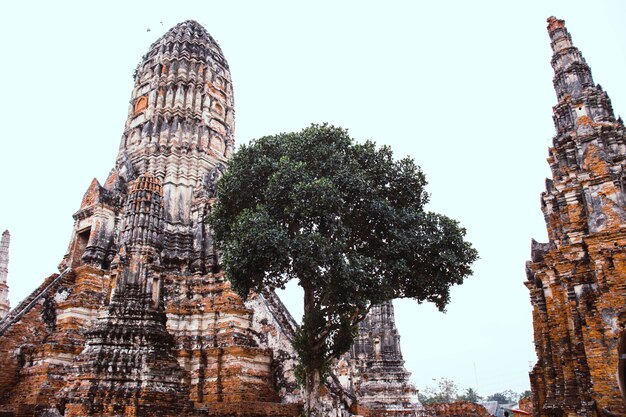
[0, 20, 420, 417]
[526, 17, 626, 417]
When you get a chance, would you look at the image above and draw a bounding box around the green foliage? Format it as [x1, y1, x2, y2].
[418, 378, 524, 406]
[519, 390, 532, 400]
[486, 390, 519, 404]
[209, 123, 478, 404]
[458, 387, 482, 403]
[419, 378, 459, 404]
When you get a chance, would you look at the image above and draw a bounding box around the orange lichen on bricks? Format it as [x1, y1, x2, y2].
[79, 178, 101, 209]
[547, 16, 565, 32]
[134, 95, 148, 113]
[103, 170, 118, 190]
[0, 19, 417, 417]
[528, 16, 626, 417]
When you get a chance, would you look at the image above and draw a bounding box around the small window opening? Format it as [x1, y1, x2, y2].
[607, 256, 615, 270]
[134, 96, 148, 114]
[374, 337, 381, 359]
[152, 277, 161, 307]
[71, 227, 91, 267]
[105, 275, 116, 305]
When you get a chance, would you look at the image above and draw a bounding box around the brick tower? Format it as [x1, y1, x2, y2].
[62, 173, 193, 416]
[0, 21, 299, 417]
[62, 19, 234, 274]
[526, 17, 626, 417]
[341, 301, 421, 416]
[0, 19, 421, 417]
[0, 230, 9, 320]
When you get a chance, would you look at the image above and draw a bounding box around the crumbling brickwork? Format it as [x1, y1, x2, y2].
[526, 17, 626, 417]
[338, 302, 421, 416]
[0, 20, 418, 417]
[0, 20, 297, 417]
[421, 402, 490, 417]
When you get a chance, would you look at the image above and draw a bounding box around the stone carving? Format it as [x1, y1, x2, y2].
[526, 17, 626, 417]
[339, 302, 421, 416]
[0, 20, 418, 417]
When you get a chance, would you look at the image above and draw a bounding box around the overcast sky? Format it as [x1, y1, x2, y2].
[1, 0, 625, 398]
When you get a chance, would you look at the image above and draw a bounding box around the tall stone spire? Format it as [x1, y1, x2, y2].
[339, 301, 420, 415]
[56, 22, 297, 417]
[64, 174, 192, 417]
[0, 18, 418, 417]
[0, 230, 10, 319]
[115, 19, 234, 271]
[526, 17, 626, 417]
[541, 16, 625, 245]
[547, 16, 616, 136]
[61, 20, 233, 273]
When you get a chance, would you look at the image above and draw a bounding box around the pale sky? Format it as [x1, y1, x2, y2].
[1, 0, 626, 398]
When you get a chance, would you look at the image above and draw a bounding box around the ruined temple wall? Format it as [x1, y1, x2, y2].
[244, 292, 301, 404]
[526, 249, 593, 415]
[527, 16, 626, 417]
[0, 267, 109, 413]
[421, 402, 489, 417]
[527, 231, 626, 417]
[581, 233, 626, 413]
[0, 18, 419, 417]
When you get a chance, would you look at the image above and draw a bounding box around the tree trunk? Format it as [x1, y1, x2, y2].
[302, 282, 322, 417]
[305, 368, 321, 417]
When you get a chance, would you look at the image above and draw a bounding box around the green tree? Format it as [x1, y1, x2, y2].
[419, 378, 460, 404]
[520, 390, 532, 400]
[209, 124, 478, 416]
[458, 387, 482, 403]
[486, 390, 519, 404]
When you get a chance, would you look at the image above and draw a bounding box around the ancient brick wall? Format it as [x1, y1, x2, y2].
[0, 18, 420, 417]
[526, 17, 626, 417]
[422, 402, 490, 417]
[0, 20, 300, 417]
[0, 267, 106, 414]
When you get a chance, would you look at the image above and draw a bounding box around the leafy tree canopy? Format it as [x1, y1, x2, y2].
[458, 387, 483, 403]
[419, 379, 483, 404]
[419, 378, 460, 404]
[486, 390, 520, 404]
[209, 124, 478, 413]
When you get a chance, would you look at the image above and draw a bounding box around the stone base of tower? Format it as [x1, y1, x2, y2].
[163, 273, 302, 416]
[353, 405, 424, 417]
[0, 269, 82, 414]
[59, 281, 193, 417]
[355, 361, 418, 410]
[199, 402, 301, 417]
[526, 16, 626, 417]
[0, 268, 304, 417]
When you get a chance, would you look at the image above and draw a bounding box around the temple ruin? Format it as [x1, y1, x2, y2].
[526, 17, 626, 417]
[0, 20, 420, 417]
